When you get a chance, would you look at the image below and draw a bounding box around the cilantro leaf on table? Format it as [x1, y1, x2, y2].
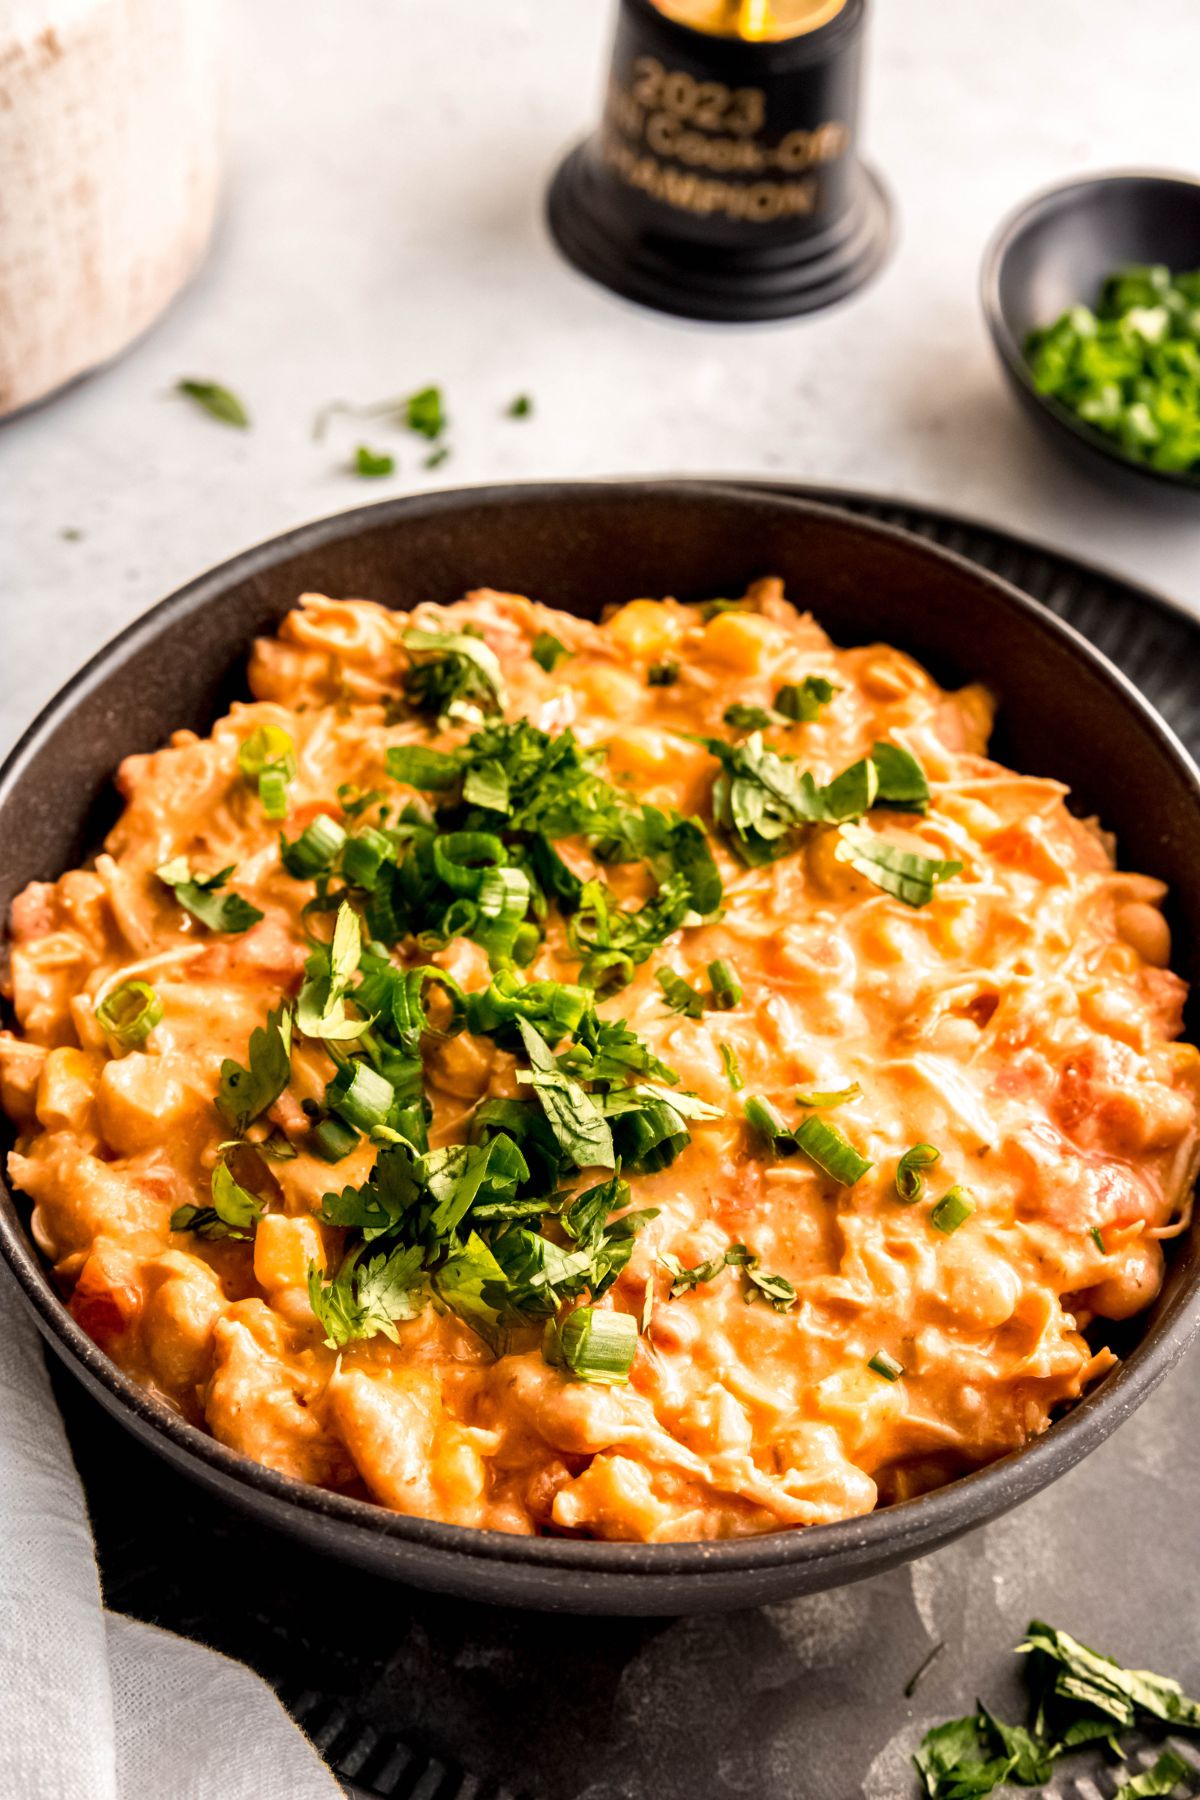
[176, 378, 250, 428]
[353, 444, 395, 478]
[916, 1621, 1200, 1799]
[1114, 1752, 1193, 1799]
[1020, 1621, 1200, 1735]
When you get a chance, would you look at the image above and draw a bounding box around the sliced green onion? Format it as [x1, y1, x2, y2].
[477, 865, 528, 918]
[433, 830, 507, 895]
[719, 1042, 744, 1091]
[282, 813, 346, 879]
[310, 1116, 360, 1162]
[707, 959, 742, 1010]
[476, 866, 532, 963]
[532, 631, 568, 672]
[511, 921, 542, 966]
[544, 1306, 638, 1385]
[239, 726, 296, 822]
[647, 659, 680, 687]
[257, 768, 290, 820]
[1090, 1225, 1107, 1254]
[743, 1094, 799, 1156]
[238, 724, 295, 780]
[328, 1061, 394, 1133]
[868, 1349, 904, 1382]
[795, 1082, 861, 1109]
[656, 967, 705, 1018]
[794, 1115, 873, 1185]
[439, 896, 479, 939]
[930, 1185, 975, 1234]
[464, 972, 589, 1040]
[95, 979, 163, 1047]
[895, 1142, 941, 1203]
[341, 826, 394, 891]
[578, 948, 636, 993]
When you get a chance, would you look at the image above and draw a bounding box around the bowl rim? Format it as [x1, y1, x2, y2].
[4, 475, 1200, 1580]
[979, 166, 1200, 495]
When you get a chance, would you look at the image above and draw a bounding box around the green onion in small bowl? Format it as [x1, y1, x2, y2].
[981, 170, 1200, 501]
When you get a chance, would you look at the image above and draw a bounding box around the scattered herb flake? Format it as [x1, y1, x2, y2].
[532, 631, 569, 672]
[176, 379, 249, 429]
[156, 859, 264, 934]
[354, 444, 395, 478]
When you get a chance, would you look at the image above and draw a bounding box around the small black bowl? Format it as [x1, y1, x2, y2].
[4, 481, 1200, 1614]
[981, 169, 1200, 500]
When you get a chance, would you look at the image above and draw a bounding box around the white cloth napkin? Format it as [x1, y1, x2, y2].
[0, 1271, 342, 1800]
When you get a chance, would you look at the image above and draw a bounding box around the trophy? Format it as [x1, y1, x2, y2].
[548, 0, 892, 321]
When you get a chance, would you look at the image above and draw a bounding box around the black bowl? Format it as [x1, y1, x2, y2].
[981, 169, 1200, 500]
[4, 481, 1200, 1614]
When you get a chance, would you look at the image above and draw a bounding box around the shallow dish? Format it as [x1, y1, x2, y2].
[3, 480, 1200, 1614]
[981, 169, 1200, 501]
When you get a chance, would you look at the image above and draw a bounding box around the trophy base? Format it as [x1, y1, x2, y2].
[547, 140, 893, 323]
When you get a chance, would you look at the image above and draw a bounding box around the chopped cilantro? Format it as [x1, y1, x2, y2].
[156, 858, 264, 934]
[216, 1003, 294, 1135]
[171, 1156, 263, 1240]
[516, 1018, 615, 1171]
[532, 631, 568, 672]
[308, 1243, 425, 1348]
[916, 1620, 1200, 1799]
[835, 826, 961, 908]
[723, 679, 837, 734]
[401, 626, 505, 722]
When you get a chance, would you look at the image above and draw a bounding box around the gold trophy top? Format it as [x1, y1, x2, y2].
[649, 0, 849, 40]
